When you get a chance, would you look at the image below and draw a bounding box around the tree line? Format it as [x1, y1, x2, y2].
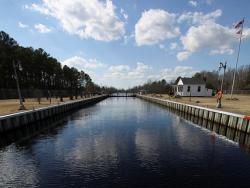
[192, 65, 250, 91]
[127, 79, 172, 94]
[127, 65, 250, 94]
[0, 31, 117, 98]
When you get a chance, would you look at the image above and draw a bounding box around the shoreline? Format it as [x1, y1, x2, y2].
[0, 95, 108, 133]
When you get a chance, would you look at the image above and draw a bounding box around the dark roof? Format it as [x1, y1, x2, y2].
[179, 77, 205, 85]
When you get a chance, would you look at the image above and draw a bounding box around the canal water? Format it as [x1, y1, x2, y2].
[1, 97, 250, 187]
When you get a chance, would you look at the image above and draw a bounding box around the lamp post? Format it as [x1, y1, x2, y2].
[219, 61, 227, 92]
[216, 61, 227, 108]
[12, 60, 26, 110]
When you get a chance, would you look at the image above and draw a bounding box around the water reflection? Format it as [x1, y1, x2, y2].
[165, 107, 250, 148]
[1, 98, 250, 187]
[0, 146, 39, 188]
[135, 128, 160, 169]
[0, 115, 67, 149]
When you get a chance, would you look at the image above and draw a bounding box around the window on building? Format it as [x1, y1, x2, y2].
[178, 86, 183, 92]
[198, 86, 201, 92]
[187, 86, 190, 92]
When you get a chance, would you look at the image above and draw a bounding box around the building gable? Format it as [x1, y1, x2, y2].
[177, 79, 183, 85]
[178, 77, 205, 85]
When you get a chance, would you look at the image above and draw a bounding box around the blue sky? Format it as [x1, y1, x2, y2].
[1, 0, 250, 89]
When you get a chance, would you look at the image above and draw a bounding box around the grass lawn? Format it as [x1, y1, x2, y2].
[1, 94, 250, 116]
[0, 97, 84, 116]
[148, 94, 250, 116]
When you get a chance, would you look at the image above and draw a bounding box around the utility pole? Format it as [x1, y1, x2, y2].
[13, 60, 26, 110]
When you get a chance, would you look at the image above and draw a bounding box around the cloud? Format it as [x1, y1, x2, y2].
[97, 64, 196, 88]
[26, 0, 125, 41]
[178, 9, 222, 24]
[177, 51, 191, 61]
[209, 48, 234, 55]
[159, 66, 197, 81]
[181, 21, 238, 54]
[243, 28, 250, 39]
[34, 23, 51, 33]
[135, 9, 180, 46]
[120, 8, 128, 20]
[177, 9, 250, 60]
[18, 22, 28, 28]
[189, 1, 197, 7]
[107, 65, 130, 77]
[127, 62, 151, 79]
[170, 42, 178, 50]
[101, 62, 151, 88]
[61, 58, 152, 89]
[63, 56, 106, 70]
[105, 62, 151, 79]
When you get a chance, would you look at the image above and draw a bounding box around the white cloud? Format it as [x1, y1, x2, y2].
[127, 62, 151, 79]
[107, 65, 130, 77]
[63, 56, 106, 70]
[178, 9, 222, 24]
[243, 28, 250, 39]
[189, 1, 197, 7]
[120, 8, 128, 20]
[209, 48, 234, 55]
[181, 21, 238, 53]
[105, 62, 151, 80]
[177, 51, 191, 61]
[25, 3, 49, 14]
[170, 42, 178, 50]
[18, 22, 28, 28]
[135, 9, 180, 46]
[178, 9, 250, 59]
[159, 66, 197, 81]
[62, 58, 152, 89]
[96, 64, 196, 88]
[26, 0, 125, 41]
[102, 62, 151, 88]
[34, 23, 51, 33]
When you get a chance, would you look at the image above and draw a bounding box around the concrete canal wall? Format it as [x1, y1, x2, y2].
[137, 95, 250, 134]
[0, 95, 108, 133]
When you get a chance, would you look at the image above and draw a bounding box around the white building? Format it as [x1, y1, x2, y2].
[174, 77, 212, 97]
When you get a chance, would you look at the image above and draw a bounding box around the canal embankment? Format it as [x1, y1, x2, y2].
[0, 95, 108, 133]
[137, 95, 250, 134]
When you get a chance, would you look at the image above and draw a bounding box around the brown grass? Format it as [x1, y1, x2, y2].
[1, 95, 250, 116]
[0, 97, 83, 116]
[148, 94, 250, 115]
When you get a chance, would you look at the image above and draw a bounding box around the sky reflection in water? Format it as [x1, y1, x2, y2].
[0, 97, 250, 187]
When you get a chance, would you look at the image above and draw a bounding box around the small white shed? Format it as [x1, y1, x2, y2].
[174, 77, 212, 97]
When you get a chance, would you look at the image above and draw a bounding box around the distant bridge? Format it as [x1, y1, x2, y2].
[109, 93, 136, 97]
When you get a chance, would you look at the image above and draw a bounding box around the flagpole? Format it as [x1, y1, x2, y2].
[230, 18, 244, 99]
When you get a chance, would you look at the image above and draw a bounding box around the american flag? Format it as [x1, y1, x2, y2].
[234, 19, 244, 35]
[234, 19, 244, 29]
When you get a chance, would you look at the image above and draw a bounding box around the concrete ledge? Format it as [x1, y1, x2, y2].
[0, 95, 107, 133]
[137, 95, 249, 135]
